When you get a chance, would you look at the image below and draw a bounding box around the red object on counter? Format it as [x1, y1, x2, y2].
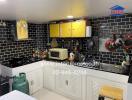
[105, 33, 117, 52]
[123, 33, 132, 51]
[105, 39, 116, 52]
[123, 33, 132, 40]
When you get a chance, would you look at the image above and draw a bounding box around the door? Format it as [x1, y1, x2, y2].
[86, 76, 127, 100]
[55, 66, 68, 94]
[26, 72, 33, 94]
[55, 66, 82, 100]
[32, 68, 43, 93]
[50, 24, 60, 37]
[60, 22, 72, 38]
[27, 68, 43, 94]
[72, 20, 86, 37]
[68, 69, 82, 99]
[43, 62, 56, 90]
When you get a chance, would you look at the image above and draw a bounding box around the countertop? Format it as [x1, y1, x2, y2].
[1, 57, 130, 76]
[44, 59, 130, 76]
[0, 90, 36, 100]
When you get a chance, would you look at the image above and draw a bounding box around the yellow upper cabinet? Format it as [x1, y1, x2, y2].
[71, 20, 86, 37]
[50, 24, 60, 38]
[60, 22, 72, 38]
[49, 20, 86, 38]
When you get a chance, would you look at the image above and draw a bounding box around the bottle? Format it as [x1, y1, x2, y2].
[69, 52, 75, 62]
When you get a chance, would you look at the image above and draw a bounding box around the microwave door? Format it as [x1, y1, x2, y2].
[51, 51, 59, 58]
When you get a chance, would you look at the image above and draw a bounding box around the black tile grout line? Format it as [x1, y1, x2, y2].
[0, 14, 132, 65]
[0, 21, 47, 64]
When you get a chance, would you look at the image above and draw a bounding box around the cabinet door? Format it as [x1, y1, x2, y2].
[68, 70, 82, 99]
[55, 66, 82, 100]
[86, 76, 127, 100]
[26, 72, 34, 94]
[55, 67, 69, 94]
[50, 24, 60, 37]
[27, 68, 43, 94]
[32, 68, 43, 93]
[60, 22, 72, 38]
[72, 20, 86, 37]
[43, 63, 55, 90]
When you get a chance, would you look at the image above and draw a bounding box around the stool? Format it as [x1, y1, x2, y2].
[98, 85, 123, 100]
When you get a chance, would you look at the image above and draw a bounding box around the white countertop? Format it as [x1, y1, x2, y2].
[0, 91, 36, 100]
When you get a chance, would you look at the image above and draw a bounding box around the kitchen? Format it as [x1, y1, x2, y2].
[0, 0, 132, 100]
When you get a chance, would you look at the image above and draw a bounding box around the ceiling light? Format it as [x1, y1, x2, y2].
[67, 15, 74, 19]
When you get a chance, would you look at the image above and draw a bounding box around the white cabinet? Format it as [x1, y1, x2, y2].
[42, 61, 128, 100]
[86, 76, 127, 100]
[27, 68, 43, 94]
[0, 61, 44, 94]
[55, 65, 82, 100]
[43, 61, 56, 91]
[1, 60, 128, 99]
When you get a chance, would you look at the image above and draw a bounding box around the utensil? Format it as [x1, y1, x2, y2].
[87, 39, 94, 49]
[51, 38, 58, 48]
[78, 54, 85, 62]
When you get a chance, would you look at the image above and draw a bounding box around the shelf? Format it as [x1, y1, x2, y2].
[14, 38, 34, 41]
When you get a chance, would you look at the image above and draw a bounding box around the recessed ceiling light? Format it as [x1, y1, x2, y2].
[67, 15, 74, 19]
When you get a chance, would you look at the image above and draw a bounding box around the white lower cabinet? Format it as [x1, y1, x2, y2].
[86, 76, 127, 100]
[55, 65, 82, 100]
[42, 61, 128, 100]
[27, 68, 43, 94]
[43, 62, 56, 90]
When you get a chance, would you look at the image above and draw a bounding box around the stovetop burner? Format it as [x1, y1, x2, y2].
[5, 57, 43, 68]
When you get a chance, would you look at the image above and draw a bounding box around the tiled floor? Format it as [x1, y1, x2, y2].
[32, 88, 71, 100]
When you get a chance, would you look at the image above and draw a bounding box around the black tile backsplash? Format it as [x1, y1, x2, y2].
[1, 14, 132, 66]
[0, 20, 48, 64]
[52, 14, 132, 65]
[90, 14, 132, 65]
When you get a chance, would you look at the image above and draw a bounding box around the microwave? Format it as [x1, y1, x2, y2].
[49, 48, 68, 60]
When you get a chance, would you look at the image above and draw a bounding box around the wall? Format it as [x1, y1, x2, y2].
[1, 14, 132, 66]
[53, 14, 132, 65]
[0, 20, 48, 64]
[90, 14, 132, 65]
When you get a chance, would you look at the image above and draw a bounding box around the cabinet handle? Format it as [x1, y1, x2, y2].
[60, 28, 62, 34]
[65, 80, 68, 86]
[31, 80, 34, 85]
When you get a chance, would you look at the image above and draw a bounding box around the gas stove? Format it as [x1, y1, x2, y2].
[61, 60, 100, 69]
[3, 57, 43, 68]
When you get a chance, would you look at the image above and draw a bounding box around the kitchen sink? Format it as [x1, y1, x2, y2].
[100, 63, 126, 74]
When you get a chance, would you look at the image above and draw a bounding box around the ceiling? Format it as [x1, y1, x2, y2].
[0, 0, 132, 23]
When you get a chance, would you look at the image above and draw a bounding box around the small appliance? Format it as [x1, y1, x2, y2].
[49, 48, 68, 60]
